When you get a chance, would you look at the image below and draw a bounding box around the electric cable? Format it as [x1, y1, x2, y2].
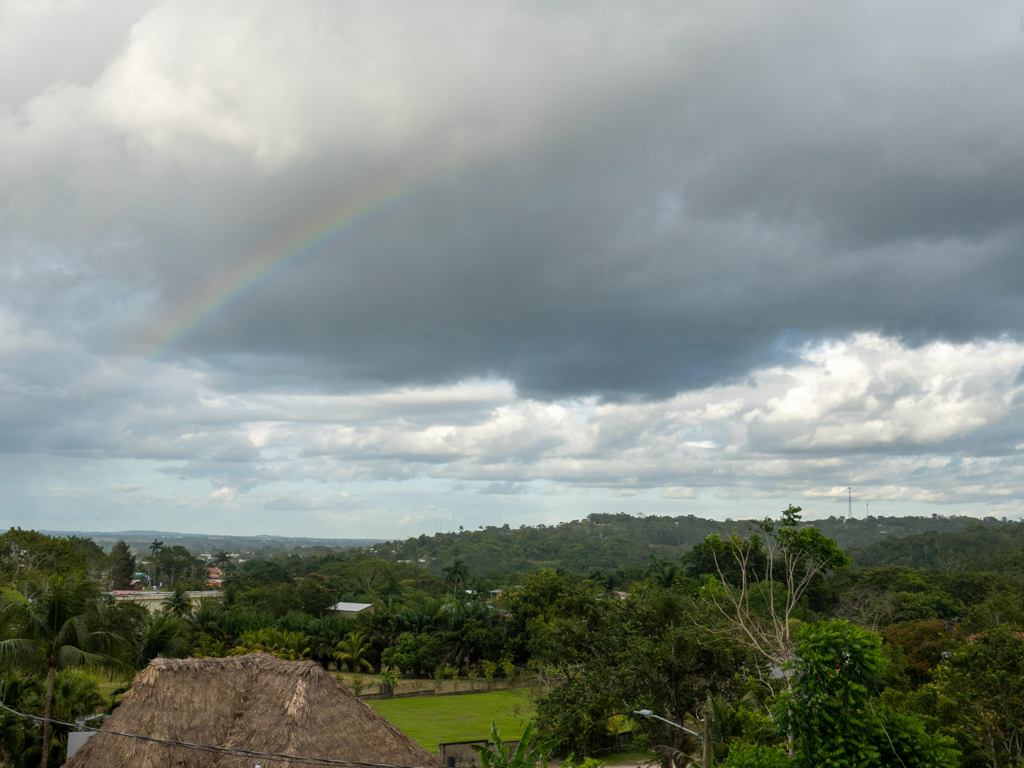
[0, 701, 434, 767]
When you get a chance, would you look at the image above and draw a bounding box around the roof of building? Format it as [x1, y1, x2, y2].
[64, 653, 439, 768]
[330, 601, 374, 612]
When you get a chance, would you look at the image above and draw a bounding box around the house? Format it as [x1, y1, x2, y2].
[329, 601, 375, 617]
[64, 654, 440, 767]
[489, 589, 503, 598]
[205, 566, 224, 585]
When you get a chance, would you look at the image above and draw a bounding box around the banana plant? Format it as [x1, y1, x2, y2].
[473, 721, 561, 768]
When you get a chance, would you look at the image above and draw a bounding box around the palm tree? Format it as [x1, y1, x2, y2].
[161, 586, 193, 617]
[148, 540, 164, 586]
[38, 671, 107, 763]
[0, 573, 126, 768]
[443, 558, 470, 597]
[210, 550, 232, 578]
[133, 614, 192, 670]
[334, 631, 373, 672]
[648, 555, 680, 589]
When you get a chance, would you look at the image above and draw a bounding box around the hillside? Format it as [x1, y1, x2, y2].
[846, 520, 1024, 572]
[379, 511, 1012, 578]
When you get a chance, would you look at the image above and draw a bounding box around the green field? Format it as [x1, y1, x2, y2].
[367, 689, 535, 752]
[82, 671, 125, 706]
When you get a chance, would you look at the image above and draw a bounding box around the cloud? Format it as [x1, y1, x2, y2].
[478, 482, 531, 496]
[662, 487, 697, 499]
[3, 2, 1024, 533]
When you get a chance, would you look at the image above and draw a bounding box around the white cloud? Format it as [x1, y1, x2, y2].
[3, 2, 1024, 534]
[663, 487, 697, 499]
[5, 331, 1023, 526]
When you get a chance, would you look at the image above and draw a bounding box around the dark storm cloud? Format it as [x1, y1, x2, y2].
[101, 0, 1021, 401]
[5, 1, 1024, 534]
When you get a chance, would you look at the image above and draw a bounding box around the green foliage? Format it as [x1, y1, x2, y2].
[443, 558, 470, 596]
[375, 664, 398, 695]
[780, 620, 957, 768]
[848, 519, 1024, 572]
[473, 721, 559, 768]
[780, 619, 881, 767]
[533, 580, 746, 756]
[880, 619, 962, 689]
[0, 529, 88, 580]
[381, 631, 442, 676]
[699, 505, 850, 677]
[161, 586, 194, 617]
[377, 513, 986, 579]
[295, 575, 335, 616]
[108, 541, 136, 590]
[133, 613, 192, 670]
[229, 628, 312, 660]
[334, 631, 373, 671]
[722, 743, 790, 768]
[932, 626, 1024, 766]
[0, 573, 127, 768]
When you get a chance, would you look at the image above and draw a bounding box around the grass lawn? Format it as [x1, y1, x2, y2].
[81, 671, 125, 707]
[601, 750, 657, 767]
[367, 688, 535, 753]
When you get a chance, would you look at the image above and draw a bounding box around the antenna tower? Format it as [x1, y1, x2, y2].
[848, 487, 852, 519]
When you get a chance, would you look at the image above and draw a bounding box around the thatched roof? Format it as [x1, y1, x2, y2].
[64, 654, 440, 768]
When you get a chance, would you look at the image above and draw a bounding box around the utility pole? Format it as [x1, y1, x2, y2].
[848, 487, 852, 519]
[702, 712, 712, 768]
[866, 503, 869, 517]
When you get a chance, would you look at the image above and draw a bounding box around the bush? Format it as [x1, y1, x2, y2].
[723, 743, 789, 768]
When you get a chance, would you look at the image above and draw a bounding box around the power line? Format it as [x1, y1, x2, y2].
[0, 702, 431, 768]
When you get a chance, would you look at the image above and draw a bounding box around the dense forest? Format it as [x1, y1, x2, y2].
[375, 511, 1012, 578]
[1, 510, 1023, 767]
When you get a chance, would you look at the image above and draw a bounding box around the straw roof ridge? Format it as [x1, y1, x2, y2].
[65, 653, 441, 768]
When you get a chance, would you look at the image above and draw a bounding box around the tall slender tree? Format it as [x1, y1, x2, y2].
[107, 541, 136, 590]
[0, 573, 126, 768]
[443, 558, 470, 597]
[148, 540, 164, 586]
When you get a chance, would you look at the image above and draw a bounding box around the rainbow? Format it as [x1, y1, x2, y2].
[142, 173, 427, 360]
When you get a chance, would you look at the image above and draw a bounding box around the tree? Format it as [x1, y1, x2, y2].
[474, 722, 560, 768]
[160, 586, 193, 617]
[0, 529, 87, 580]
[778, 619, 958, 768]
[107, 541, 136, 590]
[381, 631, 446, 677]
[0, 573, 126, 768]
[647, 555, 681, 588]
[334, 631, 374, 672]
[228, 629, 311, 661]
[533, 581, 745, 756]
[133, 614, 192, 670]
[699, 505, 850, 690]
[210, 550, 232, 578]
[148, 540, 165, 585]
[443, 558, 470, 597]
[375, 664, 398, 696]
[32, 672, 106, 765]
[932, 626, 1024, 767]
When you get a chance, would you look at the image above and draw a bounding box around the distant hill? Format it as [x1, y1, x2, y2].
[376, 512, 1013, 578]
[40, 529, 382, 556]
[846, 520, 1024, 572]
[44, 512, 1016, 575]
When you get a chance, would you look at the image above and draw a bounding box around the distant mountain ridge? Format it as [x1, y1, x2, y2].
[38, 529, 383, 555]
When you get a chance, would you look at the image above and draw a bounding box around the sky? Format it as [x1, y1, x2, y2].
[3, 1, 1024, 538]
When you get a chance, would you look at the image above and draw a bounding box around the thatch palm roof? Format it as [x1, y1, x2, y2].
[64, 654, 440, 768]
